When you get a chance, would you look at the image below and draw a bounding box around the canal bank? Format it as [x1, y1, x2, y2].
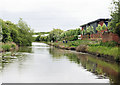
[47, 40, 120, 63]
[0, 42, 19, 64]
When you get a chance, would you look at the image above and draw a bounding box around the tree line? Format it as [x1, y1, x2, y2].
[35, 28, 81, 42]
[0, 18, 33, 46]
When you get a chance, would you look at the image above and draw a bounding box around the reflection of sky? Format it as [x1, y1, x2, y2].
[0, 0, 112, 32]
[2, 42, 110, 83]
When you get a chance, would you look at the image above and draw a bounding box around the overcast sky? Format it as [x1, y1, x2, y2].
[0, 0, 112, 32]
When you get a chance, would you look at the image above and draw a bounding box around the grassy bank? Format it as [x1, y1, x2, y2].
[0, 42, 18, 52]
[47, 40, 120, 62]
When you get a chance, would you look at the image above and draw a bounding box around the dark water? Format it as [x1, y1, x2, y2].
[0, 42, 120, 84]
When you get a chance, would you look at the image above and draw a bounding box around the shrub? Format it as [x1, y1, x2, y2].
[2, 44, 11, 51]
[2, 42, 17, 51]
[100, 41, 118, 47]
[115, 23, 120, 37]
[11, 43, 16, 49]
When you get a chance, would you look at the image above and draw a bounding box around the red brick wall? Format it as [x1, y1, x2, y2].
[82, 35, 89, 39]
[90, 32, 102, 38]
[102, 32, 120, 43]
[81, 32, 120, 43]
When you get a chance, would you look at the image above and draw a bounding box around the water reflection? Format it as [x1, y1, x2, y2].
[18, 46, 32, 53]
[1, 42, 119, 84]
[49, 47, 120, 84]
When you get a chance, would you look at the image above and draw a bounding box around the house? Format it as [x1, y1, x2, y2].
[80, 18, 111, 33]
[80, 18, 120, 43]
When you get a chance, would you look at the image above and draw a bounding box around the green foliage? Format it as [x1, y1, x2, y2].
[88, 46, 119, 60]
[102, 23, 107, 30]
[90, 26, 95, 33]
[2, 42, 17, 51]
[2, 44, 11, 51]
[100, 41, 118, 47]
[34, 32, 49, 35]
[86, 26, 91, 34]
[1, 19, 13, 43]
[86, 26, 95, 34]
[35, 35, 40, 41]
[64, 35, 78, 41]
[96, 24, 102, 32]
[115, 22, 120, 37]
[49, 28, 63, 42]
[17, 18, 33, 46]
[40, 36, 49, 42]
[60, 28, 81, 40]
[36, 28, 81, 42]
[82, 29, 86, 35]
[1, 18, 33, 46]
[110, 0, 120, 36]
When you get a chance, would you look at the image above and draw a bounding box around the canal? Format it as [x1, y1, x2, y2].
[0, 42, 120, 84]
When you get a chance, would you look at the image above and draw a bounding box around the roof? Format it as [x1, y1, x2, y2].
[80, 18, 111, 27]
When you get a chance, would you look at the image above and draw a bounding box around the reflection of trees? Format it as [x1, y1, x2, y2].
[49, 47, 120, 84]
[65, 53, 80, 64]
[78, 54, 120, 84]
[49, 47, 81, 64]
[18, 46, 32, 53]
[49, 47, 65, 59]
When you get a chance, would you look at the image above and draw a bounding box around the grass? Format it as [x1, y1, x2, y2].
[49, 40, 120, 61]
[50, 40, 98, 47]
[2, 42, 17, 52]
[88, 46, 119, 59]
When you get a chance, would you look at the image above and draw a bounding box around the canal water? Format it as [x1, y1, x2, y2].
[0, 42, 120, 83]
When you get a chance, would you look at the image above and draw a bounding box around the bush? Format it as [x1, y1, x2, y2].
[115, 23, 120, 37]
[2, 42, 17, 51]
[100, 41, 118, 47]
[11, 43, 16, 49]
[2, 44, 11, 51]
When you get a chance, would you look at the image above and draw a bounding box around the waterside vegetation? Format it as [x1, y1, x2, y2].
[0, 18, 33, 66]
[1, 18, 33, 47]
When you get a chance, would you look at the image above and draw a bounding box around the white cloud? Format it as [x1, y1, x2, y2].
[0, 0, 113, 32]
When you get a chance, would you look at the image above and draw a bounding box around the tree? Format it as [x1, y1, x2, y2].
[110, 0, 120, 36]
[96, 24, 102, 32]
[102, 23, 107, 30]
[17, 18, 33, 46]
[76, 28, 81, 35]
[2, 20, 13, 43]
[90, 26, 95, 34]
[82, 29, 86, 35]
[49, 29, 63, 42]
[86, 26, 91, 34]
[0, 20, 2, 42]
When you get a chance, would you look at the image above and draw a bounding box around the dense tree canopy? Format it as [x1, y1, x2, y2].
[110, 0, 120, 36]
[1, 18, 33, 46]
[49, 29, 63, 42]
[59, 28, 81, 41]
[35, 28, 82, 42]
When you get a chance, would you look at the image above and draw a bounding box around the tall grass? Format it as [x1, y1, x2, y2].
[2, 42, 17, 51]
[88, 46, 119, 59]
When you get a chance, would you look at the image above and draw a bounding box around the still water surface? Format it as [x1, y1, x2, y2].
[1, 42, 120, 83]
